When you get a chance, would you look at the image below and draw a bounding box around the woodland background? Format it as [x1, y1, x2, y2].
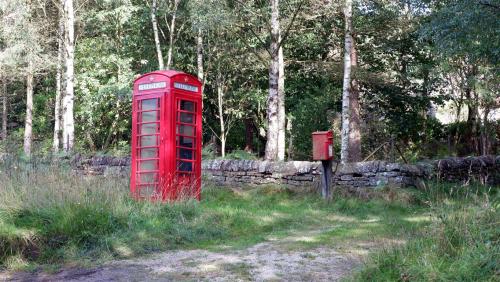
[0, 0, 498, 162]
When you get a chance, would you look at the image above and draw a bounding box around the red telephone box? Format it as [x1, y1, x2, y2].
[131, 70, 202, 201]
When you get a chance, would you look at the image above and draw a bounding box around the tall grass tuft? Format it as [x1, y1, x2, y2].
[349, 181, 499, 281]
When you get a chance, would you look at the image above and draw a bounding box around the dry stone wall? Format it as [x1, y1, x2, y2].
[68, 155, 500, 188]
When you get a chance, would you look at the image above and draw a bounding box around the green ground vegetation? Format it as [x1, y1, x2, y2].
[0, 162, 498, 282]
[348, 183, 499, 282]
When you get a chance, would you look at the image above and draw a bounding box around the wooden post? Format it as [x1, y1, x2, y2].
[320, 160, 333, 199]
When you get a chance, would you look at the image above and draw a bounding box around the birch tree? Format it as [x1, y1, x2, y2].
[1, 78, 6, 142]
[264, 0, 281, 160]
[23, 61, 33, 155]
[150, 0, 164, 70]
[62, 0, 75, 152]
[53, 16, 64, 152]
[165, 0, 181, 69]
[340, 0, 352, 164]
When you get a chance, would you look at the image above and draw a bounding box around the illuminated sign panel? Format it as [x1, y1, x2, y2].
[138, 81, 167, 91]
[174, 82, 198, 92]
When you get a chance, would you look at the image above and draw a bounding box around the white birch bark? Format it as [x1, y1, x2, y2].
[340, 0, 353, 164]
[62, 0, 75, 152]
[166, 0, 180, 70]
[348, 36, 361, 162]
[151, 0, 164, 70]
[265, 0, 280, 160]
[217, 78, 226, 157]
[1, 79, 7, 141]
[277, 39, 285, 161]
[53, 17, 63, 152]
[23, 61, 33, 156]
[197, 28, 204, 84]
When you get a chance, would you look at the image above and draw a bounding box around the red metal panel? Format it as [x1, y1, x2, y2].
[312, 131, 334, 160]
[131, 70, 202, 202]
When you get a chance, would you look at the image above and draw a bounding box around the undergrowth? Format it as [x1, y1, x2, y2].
[348, 181, 499, 282]
[0, 161, 423, 270]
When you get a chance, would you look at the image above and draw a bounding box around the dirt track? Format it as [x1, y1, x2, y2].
[0, 230, 372, 282]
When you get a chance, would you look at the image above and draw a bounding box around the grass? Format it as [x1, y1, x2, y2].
[0, 161, 426, 271]
[348, 182, 499, 282]
[0, 160, 498, 281]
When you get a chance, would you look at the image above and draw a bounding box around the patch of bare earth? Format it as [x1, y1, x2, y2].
[0, 229, 394, 282]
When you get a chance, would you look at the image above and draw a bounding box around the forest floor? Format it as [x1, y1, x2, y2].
[0, 227, 399, 281]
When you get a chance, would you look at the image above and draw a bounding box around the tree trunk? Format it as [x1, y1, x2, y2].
[151, 0, 164, 70]
[217, 81, 226, 157]
[244, 118, 254, 153]
[265, 0, 280, 160]
[1, 79, 7, 141]
[340, 0, 353, 164]
[277, 36, 286, 161]
[166, 0, 180, 70]
[24, 62, 33, 156]
[63, 0, 75, 152]
[481, 106, 490, 155]
[197, 28, 204, 84]
[348, 38, 361, 162]
[53, 17, 64, 153]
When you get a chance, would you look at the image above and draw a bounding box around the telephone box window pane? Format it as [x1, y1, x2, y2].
[177, 136, 193, 148]
[180, 100, 195, 112]
[139, 160, 158, 171]
[141, 99, 158, 111]
[140, 123, 159, 135]
[139, 172, 158, 183]
[139, 186, 156, 198]
[140, 135, 159, 147]
[141, 111, 159, 122]
[177, 161, 193, 172]
[139, 148, 158, 158]
[177, 148, 194, 160]
[179, 112, 194, 124]
[177, 125, 194, 136]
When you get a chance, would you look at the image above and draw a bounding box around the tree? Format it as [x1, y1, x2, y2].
[53, 16, 64, 152]
[0, 0, 53, 156]
[150, 0, 164, 70]
[62, 0, 75, 152]
[340, 0, 353, 163]
[165, 0, 181, 69]
[265, 0, 281, 160]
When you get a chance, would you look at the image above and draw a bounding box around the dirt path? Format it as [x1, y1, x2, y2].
[0, 230, 372, 282]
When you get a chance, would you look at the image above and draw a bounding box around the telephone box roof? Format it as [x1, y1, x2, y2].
[134, 70, 201, 84]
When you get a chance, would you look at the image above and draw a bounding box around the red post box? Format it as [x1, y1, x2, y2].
[312, 131, 334, 160]
[131, 70, 203, 201]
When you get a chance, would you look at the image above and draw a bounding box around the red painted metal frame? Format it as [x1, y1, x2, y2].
[131, 70, 203, 201]
[312, 131, 334, 160]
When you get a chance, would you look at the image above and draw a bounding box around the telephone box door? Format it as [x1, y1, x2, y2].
[132, 95, 164, 199]
[172, 96, 201, 199]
